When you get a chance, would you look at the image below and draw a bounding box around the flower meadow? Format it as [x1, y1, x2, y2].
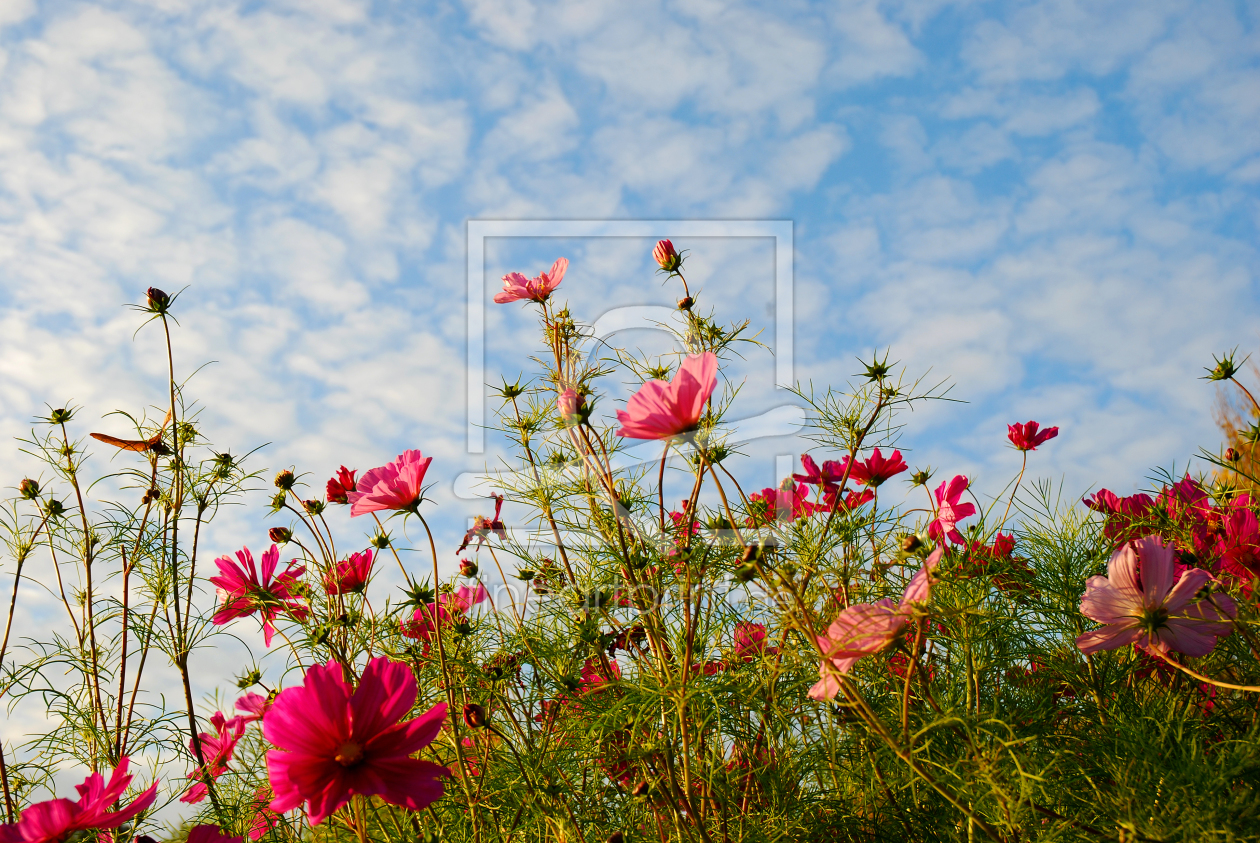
[0, 249, 1259, 843]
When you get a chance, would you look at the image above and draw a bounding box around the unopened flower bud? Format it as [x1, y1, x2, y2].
[19, 479, 39, 500]
[1226, 448, 1242, 463]
[909, 468, 933, 487]
[459, 558, 479, 577]
[44, 498, 65, 518]
[632, 780, 651, 798]
[653, 239, 682, 273]
[48, 408, 74, 425]
[462, 703, 487, 728]
[303, 499, 325, 515]
[901, 534, 923, 553]
[269, 526, 293, 544]
[370, 532, 391, 549]
[142, 487, 160, 505]
[677, 296, 693, 310]
[146, 287, 170, 312]
[274, 470, 296, 490]
[516, 568, 535, 582]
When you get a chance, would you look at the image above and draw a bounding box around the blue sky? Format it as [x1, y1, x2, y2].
[0, 0, 1258, 760]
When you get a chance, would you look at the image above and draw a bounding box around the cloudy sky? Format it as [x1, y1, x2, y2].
[0, 0, 1257, 775]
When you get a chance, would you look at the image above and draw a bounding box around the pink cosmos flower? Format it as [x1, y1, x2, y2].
[493, 257, 568, 304]
[929, 475, 976, 545]
[247, 787, 281, 841]
[748, 481, 814, 524]
[615, 352, 718, 440]
[653, 239, 682, 272]
[809, 548, 942, 701]
[210, 545, 308, 647]
[733, 622, 778, 662]
[348, 450, 433, 517]
[0, 757, 157, 843]
[1076, 536, 1237, 656]
[324, 549, 374, 595]
[819, 485, 875, 514]
[849, 448, 908, 488]
[442, 582, 489, 615]
[1008, 421, 1059, 452]
[235, 692, 270, 723]
[187, 825, 243, 843]
[182, 712, 247, 804]
[792, 454, 848, 489]
[556, 388, 584, 426]
[325, 466, 357, 504]
[264, 657, 450, 826]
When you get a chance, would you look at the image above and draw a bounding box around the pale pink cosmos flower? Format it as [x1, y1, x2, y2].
[0, 757, 157, 843]
[442, 583, 489, 615]
[235, 692, 271, 723]
[264, 657, 449, 826]
[809, 548, 942, 701]
[210, 545, 308, 647]
[348, 450, 433, 517]
[1076, 536, 1237, 657]
[615, 352, 718, 440]
[929, 475, 976, 546]
[494, 257, 568, 304]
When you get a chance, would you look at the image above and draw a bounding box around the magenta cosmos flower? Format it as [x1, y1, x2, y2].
[494, 257, 567, 304]
[0, 758, 157, 843]
[849, 448, 908, 488]
[810, 548, 942, 701]
[1076, 536, 1236, 657]
[929, 475, 976, 545]
[182, 711, 247, 804]
[615, 352, 718, 440]
[1008, 420, 1059, 452]
[210, 545, 308, 647]
[325, 466, 357, 504]
[348, 450, 433, 517]
[187, 825, 243, 843]
[264, 657, 449, 826]
[324, 549, 374, 595]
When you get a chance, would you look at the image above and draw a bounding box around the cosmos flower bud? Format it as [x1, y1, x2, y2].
[909, 468, 933, 487]
[269, 526, 293, 544]
[1226, 448, 1242, 463]
[677, 296, 693, 310]
[462, 702, 487, 729]
[303, 499, 326, 516]
[631, 780, 651, 798]
[19, 478, 39, 500]
[146, 287, 170, 312]
[459, 558, 479, 577]
[44, 498, 65, 518]
[653, 239, 682, 273]
[274, 470, 296, 490]
[48, 408, 74, 425]
[901, 534, 923, 553]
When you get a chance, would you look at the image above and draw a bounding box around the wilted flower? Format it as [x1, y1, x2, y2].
[264, 657, 450, 826]
[1076, 536, 1237, 657]
[929, 476, 976, 545]
[209, 545, 308, 647]
[457, 495, 506, 554]
[0, 757, 157, 843]
[494, 257, 567, 304]
[348, 450, 433, 517]
[615, 352, 718, 440]
[809, 549, 942, 700]
[1007, 421, 1059, 452]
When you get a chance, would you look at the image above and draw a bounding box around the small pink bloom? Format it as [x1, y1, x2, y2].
[247, 788, 281, 841]
[615, 352, 718, 440]
[929, 475, 976, 545]
[182, 712, 247, 804]
[493, 257, 567, 304]
[809, 549, 942, 701]
[348, 450, 433, 517]
[1076, 536, 1237, 657]
[792, 454, 848, 489]
[210, 545, 308, 647]
[264, 657, 450, 826]
[187, 825, 243, 843]
[849, 448, 908, 488]
[579, 658, 621, 693]
[235, 692, 271, 723]
[733, 622, 778, 662]
[748, 481, 814, 524]
[325, 466, 357, 504]
[556, 388, 584, 426]
[442, 583, 489, 615]
[0, 758, 157, 843]
[324, 549, 374, 595]
[1007, 421, 1059, 451]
